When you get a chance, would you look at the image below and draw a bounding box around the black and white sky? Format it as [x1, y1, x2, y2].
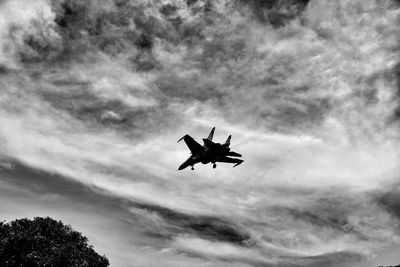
[1, 0, 400, 266]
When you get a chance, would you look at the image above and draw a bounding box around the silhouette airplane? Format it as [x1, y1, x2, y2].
[178, 127, 243, 170]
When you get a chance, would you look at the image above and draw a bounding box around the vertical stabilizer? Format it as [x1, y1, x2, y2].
[225, 135, 231, 146]
[207, 127, 215, 141]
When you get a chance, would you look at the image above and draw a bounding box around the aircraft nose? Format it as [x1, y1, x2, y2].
[178, 157, 191, 170]
[178, 164, 186, 170]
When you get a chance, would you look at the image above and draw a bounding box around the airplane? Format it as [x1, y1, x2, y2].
[177, 127, 243, 170]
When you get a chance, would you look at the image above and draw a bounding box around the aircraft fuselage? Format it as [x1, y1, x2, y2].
[200, 144, 229, 164]
[178, 145, 228, 170]
[178, 127, 243, 170]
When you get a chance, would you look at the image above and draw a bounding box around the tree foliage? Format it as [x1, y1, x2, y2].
[0, 217, 109, 267]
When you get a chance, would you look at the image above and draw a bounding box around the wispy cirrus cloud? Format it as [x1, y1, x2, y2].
[1, 0, 400, 266]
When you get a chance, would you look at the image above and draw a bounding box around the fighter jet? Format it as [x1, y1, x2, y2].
[178, 127, 243, 170]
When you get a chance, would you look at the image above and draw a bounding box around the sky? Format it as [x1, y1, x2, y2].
[0, 0, 400, 266]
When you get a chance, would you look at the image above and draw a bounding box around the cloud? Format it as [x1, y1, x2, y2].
[0, 0, 60, 66]
[0, 0, 400, 266]
[376, 184, 400, 220]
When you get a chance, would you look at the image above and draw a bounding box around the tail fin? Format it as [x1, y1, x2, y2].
[224, 135, 231, 146]
[203, 138, 214, 148]
[207, 127, 215, 141]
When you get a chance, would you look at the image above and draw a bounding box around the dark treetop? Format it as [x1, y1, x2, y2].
[0, 217, 109, 267]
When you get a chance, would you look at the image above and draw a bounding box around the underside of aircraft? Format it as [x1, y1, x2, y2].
[178, 127, 243, 170]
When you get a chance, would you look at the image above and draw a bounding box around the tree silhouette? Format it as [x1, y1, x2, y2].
[0, 217, 109, 267]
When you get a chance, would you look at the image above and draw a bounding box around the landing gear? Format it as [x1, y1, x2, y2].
[191, 166, 194, 170]
[213, 163, 217, 169]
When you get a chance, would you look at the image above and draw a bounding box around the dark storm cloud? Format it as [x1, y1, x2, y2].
[131, 202, 252, 245]
[391, 62, 400, 121]
[15, 0, 316, 113]
[376, 186, 400, 222]
[237, 0, 310, 26]
[30, 0, 183, 63]
[0, 64, 12, 74]
[9, 0, 385, 134]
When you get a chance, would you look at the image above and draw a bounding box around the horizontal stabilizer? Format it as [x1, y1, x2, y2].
[227, 151, 241, 157]
[233, 161, 243, 167]
[217, 156, 243, 166]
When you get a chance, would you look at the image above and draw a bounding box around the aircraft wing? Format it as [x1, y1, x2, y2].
[178, 134, 204, 155]
[216, 156, 243, 167]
